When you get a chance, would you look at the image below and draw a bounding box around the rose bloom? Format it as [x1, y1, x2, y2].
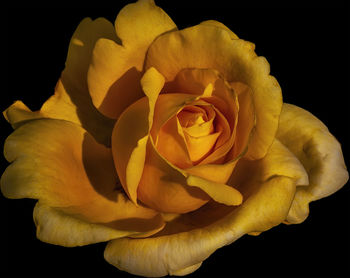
[2, 1, 349, 277]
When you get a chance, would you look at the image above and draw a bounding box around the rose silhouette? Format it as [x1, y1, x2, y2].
[2, 1, 348, 277]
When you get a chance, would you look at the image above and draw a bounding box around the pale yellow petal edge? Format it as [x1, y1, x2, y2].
[34, 202, 132, 247]
[277, 103, 348, 223]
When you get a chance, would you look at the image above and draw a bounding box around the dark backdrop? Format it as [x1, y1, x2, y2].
[3, 1, 349, 277]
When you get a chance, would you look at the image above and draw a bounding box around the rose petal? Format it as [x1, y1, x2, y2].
[276, 104, 348, 224]
[146, 24, 282, 159]
[150, 93, 200, 169]
[4, 18, 117, 146]
[183, 131, 221, 163]
[175, 101, 220, 164]
[181, 105, 215, 137]
[166, 68, 237, 128]
[199, 105, 233, 164]
[138, 139, 210, 213]
[33, 202, 148, 247]
[1, 119, 164, 246]
[232, 139, 309, 188]
[156, 115, 193, 168]
[228, 82, 256, 158]
[3, 101, 42, 129]
[103, 139, 308, 277]
[141, 68, 166, 129]
[87, 38, 144, 119]
[112, 97, 149, 204]
[200, 20, 239, 39]
[114, 0, 176, 53]
[164, 67, 217, 95]
[186, 160, 238, 184]
[151, 93, 197, 140]
[88, 0, 176, 119]
[187, 175, 243, 206]
[112, 67, 165, 204]
[41, 17, 118, 144]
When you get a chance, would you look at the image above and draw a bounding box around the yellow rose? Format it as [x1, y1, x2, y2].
[2, 1, 348, 277]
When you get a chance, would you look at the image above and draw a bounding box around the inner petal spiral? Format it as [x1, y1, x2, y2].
[177, 105, 220, 163]
[178, 105, 215, 136]
[155, 97, 231, 168]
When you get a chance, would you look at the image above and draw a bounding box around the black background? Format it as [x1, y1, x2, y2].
[2, 1, 349, 277]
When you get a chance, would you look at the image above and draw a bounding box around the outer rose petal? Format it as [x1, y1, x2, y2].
[4, 18, 117, 146]
[33, 202, 135, 247]
[200, 20, 239, 39]
[1, 119, 164, 246]
[104, 139, 308, 277]
[88, 0, 176, 119]
[3, 101, 42, 129]
[146, 24, 282, 160]
[276, 104, 348, 224]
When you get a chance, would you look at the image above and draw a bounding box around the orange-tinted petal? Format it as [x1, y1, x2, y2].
[184, 131, 221, 163]
[175, 102, 220, 164]
[165, 68, 238, 125]
[186, 159, 238, 184]
[156, 115, 193, 168]
[150, 93, 197, 140]
[199, 105, 232, 164]
[164, 67, 218, 95]
[137, 140, 210, 214]
[188, 82, 255, 180]
[181, 105, 215, 137]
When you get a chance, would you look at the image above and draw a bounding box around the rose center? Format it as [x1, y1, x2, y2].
[176, 104, 220, 164]
[177, 105, 215, 137]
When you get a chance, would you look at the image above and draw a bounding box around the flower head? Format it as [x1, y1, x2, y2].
[2, 1, 348, 277]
